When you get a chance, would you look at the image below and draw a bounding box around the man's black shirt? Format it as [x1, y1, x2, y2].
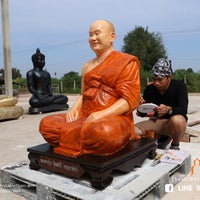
[143, 79, 188, 120]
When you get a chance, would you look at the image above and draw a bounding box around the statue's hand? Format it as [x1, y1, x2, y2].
[66, 109, 79, 122]
[85, 111, 104, 123]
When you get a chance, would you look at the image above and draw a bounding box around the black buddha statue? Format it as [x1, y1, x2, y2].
[27, 48, 68, 113]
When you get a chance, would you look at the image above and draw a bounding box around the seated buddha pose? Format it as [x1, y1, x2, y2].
[39, 20, 141, 157]
[26, 48, 68, 109]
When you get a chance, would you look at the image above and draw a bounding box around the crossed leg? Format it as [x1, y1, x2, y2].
[134, 115, 187, 147]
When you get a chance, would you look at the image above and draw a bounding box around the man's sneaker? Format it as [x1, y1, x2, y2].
[170, 143, 180, 150]
[157, 135, 172, 149]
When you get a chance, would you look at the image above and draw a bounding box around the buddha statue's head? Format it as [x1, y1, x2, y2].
[32, 48, 45, 69]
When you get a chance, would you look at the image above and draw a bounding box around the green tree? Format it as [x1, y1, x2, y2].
[12, 68, 22, 79]
[122, 26, 167, 71]
[13, 77, 27, 92]
[140, 68, 152, 92]
[172, 68, 200, 93]
[61, 71, 81, 93]
[0, 67, 22, 79]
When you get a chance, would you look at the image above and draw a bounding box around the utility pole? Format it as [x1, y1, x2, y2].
[1, 0, 13, 96]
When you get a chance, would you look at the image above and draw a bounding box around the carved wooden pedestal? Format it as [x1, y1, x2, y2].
[27, 138, 156, 189]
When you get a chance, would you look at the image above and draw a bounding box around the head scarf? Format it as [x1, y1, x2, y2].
[152, 58, 173, 77]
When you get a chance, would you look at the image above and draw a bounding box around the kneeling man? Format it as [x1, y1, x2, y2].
[134, 58, 188, 150]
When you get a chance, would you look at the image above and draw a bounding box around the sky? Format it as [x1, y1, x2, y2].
[0, 0, 200, 78]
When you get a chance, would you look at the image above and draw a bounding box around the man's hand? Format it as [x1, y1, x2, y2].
[155, 104, 170, 118]
[136, 96, 146, 117]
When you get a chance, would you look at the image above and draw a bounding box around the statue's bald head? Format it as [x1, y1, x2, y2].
[89, 19, 115, 33]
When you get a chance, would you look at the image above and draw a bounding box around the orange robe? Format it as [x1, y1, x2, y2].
[39, 51, 140, 157]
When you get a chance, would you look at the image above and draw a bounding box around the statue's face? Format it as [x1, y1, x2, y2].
[32, 54, 45, 68]
[88, 20, 115, 54]
[37, 55, 45, 68]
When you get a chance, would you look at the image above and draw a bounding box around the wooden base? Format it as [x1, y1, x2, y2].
[28, 103, 69, 114]
[27, 138, 156, 189]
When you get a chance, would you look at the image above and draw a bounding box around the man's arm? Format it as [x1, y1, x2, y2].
[156, 82, 188, 118]
[171, 81, 188, 117]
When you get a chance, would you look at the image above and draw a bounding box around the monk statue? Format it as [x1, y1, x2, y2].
[26, 48, 68, 113]
[39, 20, 141, 157]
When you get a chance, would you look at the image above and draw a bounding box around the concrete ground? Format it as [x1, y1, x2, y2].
[0, 94, 200, 200]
